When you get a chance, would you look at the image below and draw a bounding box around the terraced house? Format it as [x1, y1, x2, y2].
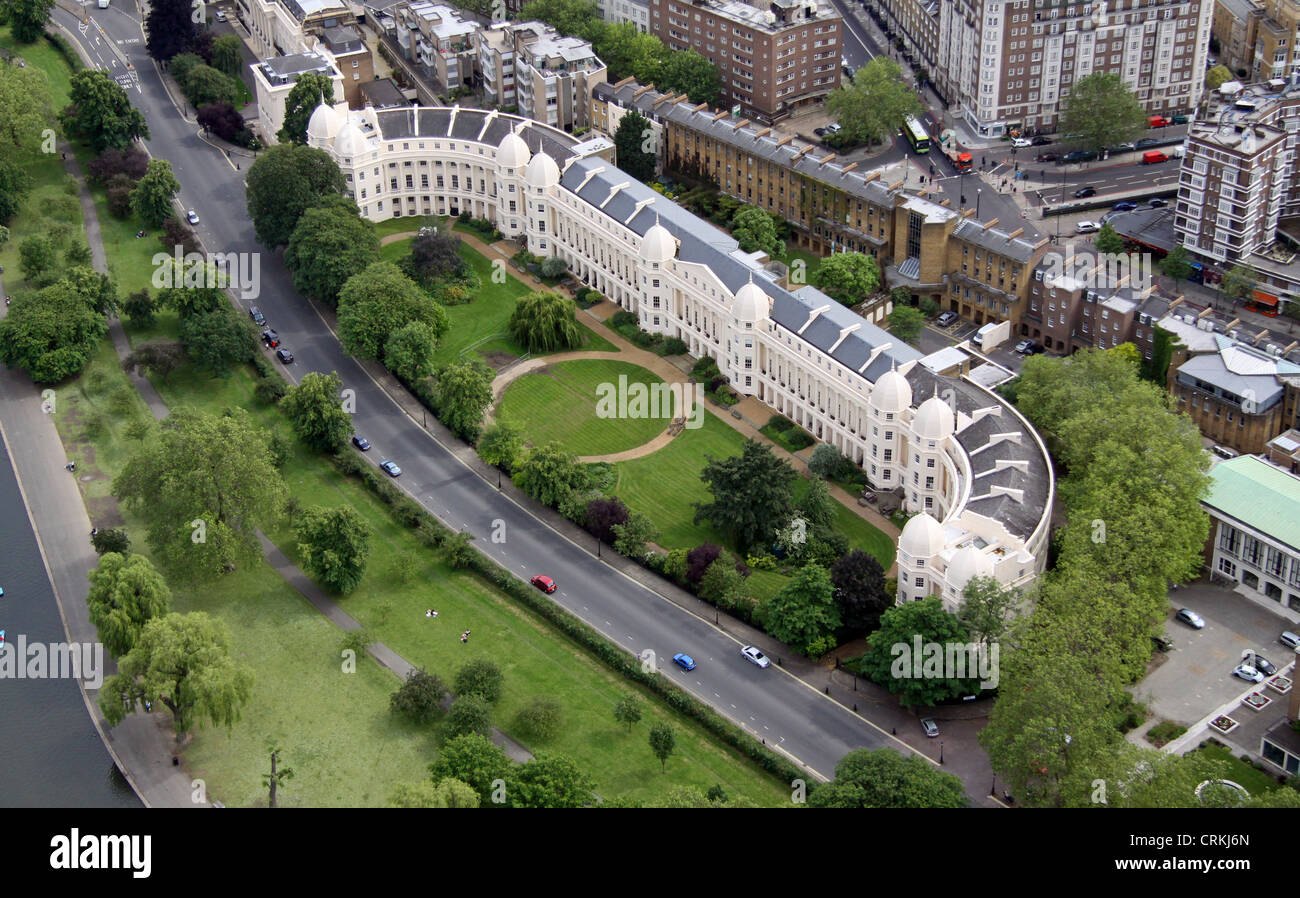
[305, 100, 1054, 609]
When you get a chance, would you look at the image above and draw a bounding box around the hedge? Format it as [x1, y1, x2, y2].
[45, 33, 85, 72]
[328, 453, 808, 788]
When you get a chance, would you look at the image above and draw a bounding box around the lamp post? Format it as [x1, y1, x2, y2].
[976, 188, 982, 218]
[939, 740, 945, 764]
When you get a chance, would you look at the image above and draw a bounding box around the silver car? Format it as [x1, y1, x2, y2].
[741, 645, 770, 668]
[1280, 631, 1300, 650]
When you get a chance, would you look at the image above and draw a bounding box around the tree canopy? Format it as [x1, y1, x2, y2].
[826, 57, 922, 145]
[693, 438, 796, 554]
[763, 562, 840, 656]
[508, 290, 583, 353]
[337, 261, 448, 362]
[1060, 71, 1147, 153]
[87, 552, 173, 658]
[295, 505, 372, 594]
[809, 749, 967, 808]
[0, 274, 110, 382]
[245, 143, 346, 248]
[280, 370, 353, 453]
[811, 252, 881, 306]
[613, 109, 656, 183]
[278, 72, 336, 145]
[283, 196, 381, 307]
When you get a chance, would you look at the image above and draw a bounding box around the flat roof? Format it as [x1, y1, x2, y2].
[1203, 455, 1300, 550]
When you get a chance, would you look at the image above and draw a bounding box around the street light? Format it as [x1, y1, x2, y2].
[976, 188, 982, 218]
[939, 740, 945, 764]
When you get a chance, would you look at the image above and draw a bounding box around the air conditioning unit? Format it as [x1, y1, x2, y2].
[1183, 314, 1197, 324]
[1198, 318, 1215, 331]
[1270, 344, 1283, 356]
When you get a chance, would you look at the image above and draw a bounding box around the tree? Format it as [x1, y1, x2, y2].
[613, 693, 642, 731]
[178, 308, 256, 377]
[0, 60, 55, 155]
[612, 512, 656, 559]
[282, 198, 379, 306]
[245, 143, 345, 248]
[808, 443, 852, 480]
[477, 421, 523, 472]
[957, 575, 1018, 647]
[86, 552, 172, 658]
[514, 697, 563, 741]
[60, 70, 149, 153]
[1221, 262, 1258, 302]
[433, 358, 494, 441]
[158, 216, 198, 256]
[795, 477, 835, 530]
[130, 159, 181, 229]
[586, 496, 630, 543]
[295, 505, 373, 594]
[443, 530, 476, 569]
[731, 206, 781, 256]
[613, 108, 656, 183]
[62, 267, 118, 316]
[4, 0, 55, 43]
[262, 747, 294, 808]
[698, 557, 744, 606]
[0, 277, 109, 382]
[1159, 244, 1193, 288]
[693, 439, 796, 554]
[181, 65, 240, 109]
[809, 749, 967, 808]
[454, 658, 504, 703]
[113, 408, 289, 578]
[99, 612, 254, 741]
[0, 157, 31, 225]
[857, 596, 975, 706]
[156, 275, 226, 320]
[280, 370, 352, 453]
[167, 53, 204, 87]
[444, 693, 493, 739]
[1060, 71, 1147, 154]
[383, 320, 441, 385]
[428, 733, 510, 805]
[121, 341, 185, 383]
[196, 102, 248, 145]
[106, 174, 137, 219]
[685, 543, 723, 584]
[338, 261, 448, 361]
[538, 256, 568, 279]
[390, 667, 449, 724]
[513, 441, 589, 507]
[91, 527, 132, 556]
[403, 229, 468, 287]
[596, 22, 663, 83]
[811, 252, 881, 306]
[278, 72, 336, 145]
[826, 57, 922, 144]
[18, 233, 55, 280]
[388, 778, 481, 808]
[648, 722, 676, 772]
[86, 146, 150, 186]
[1093, 222, 1125, 255]
[658, 49, 723, 105]
[764, 563, 840, 656]
[507, 290, 582, 353]
[830, 549, 889, 635]
[210, 34, 244, 81]
[512, 754, 595, 807]
[145, 0, 197, 61]
[519, 0, 600, 38]
[1205, 65, 1232, 91]
[887, 305, 926, 344]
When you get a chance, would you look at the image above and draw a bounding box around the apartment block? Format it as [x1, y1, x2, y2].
[320, 25, 372, 108]
[648, 0, 843, 122]
[237, 0, 355, 59]
[1213, 0, 1263, 74]
[394, 2, 478, 94]
[591, 82, 666, 169]
[868, 0, 941, 71]
[251, 51, 346, 144]
[478, 22, 607, 131]
[597, 0, 652, 31]
[931, 0, 1212, 138]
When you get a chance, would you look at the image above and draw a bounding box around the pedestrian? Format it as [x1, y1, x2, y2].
[65, 462, 75, 472]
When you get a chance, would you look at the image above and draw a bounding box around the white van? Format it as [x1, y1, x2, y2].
[97, 0, 109, 7]
[971, 322, 998, 346]
[1170, 144, 1186, 159]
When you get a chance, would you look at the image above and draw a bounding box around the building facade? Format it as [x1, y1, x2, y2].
[237, 0, 356, 58]
[648, 0, 843, 121]
[598, 0, 652, 31]
[251, 51, 346, 144]
[394, 2, 479, 94]
[477, 22, 607, 131]
[306, 100, 1054, 608]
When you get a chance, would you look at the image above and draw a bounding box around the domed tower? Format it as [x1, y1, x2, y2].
[908, 390, 956, 514]
[866, 366, 912, 490]
[897, 512, 947, 604]
[636, 216, 677, 323]
[496, 128, 531, 238]
[944, 544, 994, 609]
[306, 102, 345, 148]
[523, 149, 560, 256]
[724, 276, 770, 396]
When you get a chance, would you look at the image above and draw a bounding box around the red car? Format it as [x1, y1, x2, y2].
[530, 575, 557, 594]
[1149, 115, 1170, 128]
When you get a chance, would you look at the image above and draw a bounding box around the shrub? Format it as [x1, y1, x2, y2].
[767, 414, 794, 432]
[454, 658, 504, 703]
[390, 668, 448, 724]
[254, 376, 288, 405]
[686, 543, 723, 585]
[444, 694, 493, 739]
[514, 697, 562, 741]
[664, 337, 688, 355]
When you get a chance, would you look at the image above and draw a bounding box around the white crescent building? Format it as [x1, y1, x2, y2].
[308, 101, 1056, 609]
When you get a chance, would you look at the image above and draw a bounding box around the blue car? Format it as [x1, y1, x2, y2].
[379, 460, 401, 477]
[673, 653, 696, 671]
[351, 435, 371, 451]
[1112, 201, 1138, 212]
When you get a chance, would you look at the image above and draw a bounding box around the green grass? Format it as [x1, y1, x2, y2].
[496, 359, 672, 456]
[759, 423, 815, 453]
[1191, 743, 1290, 799]
[775, 246, 822, 284]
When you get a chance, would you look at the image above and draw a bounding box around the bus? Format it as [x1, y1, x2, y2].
[903, 115, 931, 154]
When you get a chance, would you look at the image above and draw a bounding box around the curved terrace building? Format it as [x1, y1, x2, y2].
[308, 102, 1055, 608]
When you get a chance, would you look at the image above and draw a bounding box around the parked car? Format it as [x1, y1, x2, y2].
[1147, 198, 1169, 208]
[1247, 654, 1277, 676]
[1135, 138, 1160, 149]
[379, 459, 401, 477]
[248, 305, 265, 326]
[1175, 608, 1206, 629]
[1022, 340, 1045, 355]
[826, 122, 842, 134]
[920, 718, 940, 737]
[936, 310, 959, 327]
[741, 645, 770, 668]
[814, 127, 827, 137]
[215, 9, 226, 20]
[530, 574, 556, 593]
[1015, 339, 1034, 353]
[1011, 137, 1032, 148]
[351, 435, 371, 451]
[673, 652, 697, 671]
[1074, 186, 1097, 199]
[1149, 115, 1171, 128]
[1232, 663, 1265, 684]
[275, 347, 293, 364]
[1211, 444, 1238, 459]
[1111, 142, 1136, 153]
[1036, 152, 1061, 163]
[1075, 221, 1101, 234]
[186, 210, 199, 225]
[261, 328, 279, 348]
[1152, 635, 1175, 653]
[1141, 150, 1169, 165]
[1061, 150, 1098, 163]
[1172, 113, 1189, 125]
[1031, 135, 1053, 146]
[1112, 201, 1138, 212]
[1280, 631, 1300, 650]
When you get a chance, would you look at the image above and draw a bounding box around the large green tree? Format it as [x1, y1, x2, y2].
[513, 441, 588, 507]
[957, 574, 1018, 647]
[731, 206, 782, 256]
[131, 158, 182, 229]
[830, 549, 889, 635]
[511, 754, 595, 808]
[3, 0, 55, 43]
[181, 64, 241, 109]
[100, 611, 254, 741]
[280, 370, 353, 453]
[763, 562, 840, 656]
[383, 320, 441, 385]
[245, 143, 345, 248]
[826, 57, 922, 145]
[86, 552, 173, 658]
[390, 668, 449, 724]
[809, 749, 968, 808]
[0, 276, 109, 382]
[1093, 222, 1125, 255]
[1159, 244, 1193, 287]
[507, 290, 582, 353]
[338, 261, 448, 361]
[295, 505, 372, 594]
[433, 358, 494, 441]
[178, 308, 256, 377]
[597, 23, 663, 84]
[613, 108, 656, 182]
[693, 438, 796, 553]
[278, 72, 336, 145]
[428, 733, 511, 805]
[857, 596, 975, 706]
[144, 0, 197, 62]
[1060, 71, 1147, 154]
[210, 35, 245, 81]
[113, 408, 289, 578]
[887, 305, 926, 344]
[1221, 262, 1259, 302]
[658, 49, 722, 106]
[811, 252, 881, 306]
[476, 421, 523, 472]
[60, 70, 150, 153]
[0, 61, 55, 154]
[648, 722, 676, 773]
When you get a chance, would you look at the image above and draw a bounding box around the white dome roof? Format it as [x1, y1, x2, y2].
[640, 221, 676, 262]
[524, 151, 560, 189]
[914, 394, 955, 440]
[307, 103, 344, 143]
[899, 512, 947, 559]
[497, 130, 530, 169]
[870, 368, 912, 412]
[732, 280, 769, 321]
[333, 122, 366, 158]
[947, 545, 994, 593]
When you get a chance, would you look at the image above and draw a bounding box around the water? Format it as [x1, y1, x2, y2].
[0, 447, 141, 808]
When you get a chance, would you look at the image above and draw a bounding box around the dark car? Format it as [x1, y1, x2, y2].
[1036, 152, 1061, 163]
[1112, 201, 1138, 212]
[351, 435, 371, 451]
[1152, 635, 1175, 653]
[275, 347, 294, 364]
[936, 310, 959, 327]
[248, 306, 265, 326]
[1172, 113, 1189, 125]
[1031, 135, 1053, 146]
[1247, 654, 1277, 677]
[1024, 340, 1045, 355]
[261, 328, 279, 348]
[1175, 608, 1206, 629]
[814, 127, 827, 137]
[1135, 138, 1160, 149]
[1074, 186, 1097, 198]
[1061, 150, 1098, 163]
[1147, 198, 1169, 208]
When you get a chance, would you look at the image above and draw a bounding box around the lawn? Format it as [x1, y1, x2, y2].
[496, 359, 673, 456]
[1190, 743, 1291, 800]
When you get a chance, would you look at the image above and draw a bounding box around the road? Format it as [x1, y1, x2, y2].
[51, 2, 946, 790]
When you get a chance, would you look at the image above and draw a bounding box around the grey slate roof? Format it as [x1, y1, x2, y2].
[373, 106, 580, 163]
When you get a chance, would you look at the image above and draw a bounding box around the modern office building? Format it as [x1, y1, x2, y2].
[648, 0, 843, 121]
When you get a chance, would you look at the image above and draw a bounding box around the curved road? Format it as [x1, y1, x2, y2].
[52, 3, 929, 787]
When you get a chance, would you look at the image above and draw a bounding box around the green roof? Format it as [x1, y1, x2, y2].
[1203, 456, 1300, 551]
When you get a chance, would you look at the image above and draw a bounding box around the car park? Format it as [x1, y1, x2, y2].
[673, 653, 697, 671]
[1074, 186, 1097, 198]
[351, 435, 371, 451]
[248, 306, 265, 325]
[379, 460, 401, 477]
[1176, 608, 1206, 629]
[1036, 152, 1061, 163]
[1280, 631, 1300, 650]
[741, 645, 770, 668]
[1112, 201, 1138, 212]
[936, 310, 959, 327]
[186, 210, 199, 225]
[275, 347, 294, 364]
[1232, 663, 1265, 683]
[530, 574, 556, 593]
[1147, 198, 1168, 208]
[1011, 137, 1032, 148]
[921, 718, 940, 737]
[261, 328, 279, 348]
[1074, 221, 1100, 234]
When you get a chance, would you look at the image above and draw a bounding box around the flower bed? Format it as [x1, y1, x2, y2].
[1242, 692, 1272, 711]
[1267, 675, 1292, 694]
[1210, 715, 1239, 735]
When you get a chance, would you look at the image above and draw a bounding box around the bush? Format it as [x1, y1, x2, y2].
[91, 528, 131, 556]
[254, 376, 288, 405]
[686, 543, 723, 585]
[444, 694, 493, 739]
[454, 658, 504, 703]
[390, 668, 448, 724]
[514, 697, 562, 741]
[664, 337, 688, 355]
[767, 414, 794, 432]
